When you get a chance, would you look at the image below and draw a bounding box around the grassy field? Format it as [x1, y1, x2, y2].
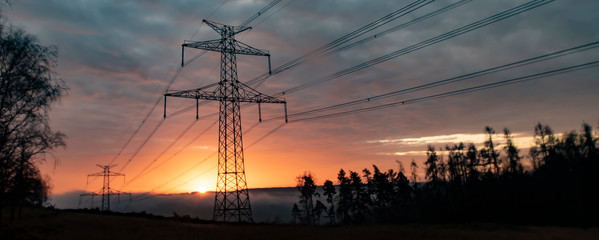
[2, 208, 599, 240]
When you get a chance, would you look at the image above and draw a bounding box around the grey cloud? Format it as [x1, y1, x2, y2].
[3, 0, 598, 194]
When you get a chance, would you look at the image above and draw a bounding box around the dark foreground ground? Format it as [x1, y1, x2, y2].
[2, 208, 599, 240]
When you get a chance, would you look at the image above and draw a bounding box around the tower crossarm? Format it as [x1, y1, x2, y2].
[232, 41, 270, 56]
[183, 39, 269, 57]
[203, 19, 251, 36]
[165, 88, 285, 104]
[183, 39, 222, 52]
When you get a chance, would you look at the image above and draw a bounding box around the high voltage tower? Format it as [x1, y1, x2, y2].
[79, 164, 130, 211]
[164, 19, 287, 223]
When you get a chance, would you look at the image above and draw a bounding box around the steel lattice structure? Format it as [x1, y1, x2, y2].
[79, 164, 130, 211]
[164, 19, 286, 223]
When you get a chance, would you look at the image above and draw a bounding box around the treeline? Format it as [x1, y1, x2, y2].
[292, 123, 599, 225]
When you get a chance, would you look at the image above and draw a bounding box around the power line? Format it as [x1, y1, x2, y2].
[129, 121, 279, 202]
[119, 0, 556, 201]
[133, 0, 554, 171]
[124, 120, 218, 187]
[248, 0, 473, 88]
[246, 123, 285, 149]
[251, 0, 296, 28]
[122, 120, 260, 192]
[122, 119, 199, 188]
[278, 0, 554, 96]
[245, 0, 437, 87]
[329, 0, 473, 56]
[166, 0, 443, 118]
[249, 0, 473, 88]
[240, 0, 283, 27]
[110, 0, 278, 174]
[287, 59, 599, 123]
[261, 40, 599, 121]
[118, 118, 166, 172]
[162, 0, 458, 117]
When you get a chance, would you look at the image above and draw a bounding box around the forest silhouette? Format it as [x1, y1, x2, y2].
[293, 123, 599, 226]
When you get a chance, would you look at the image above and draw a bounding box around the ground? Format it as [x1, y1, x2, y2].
[1, 208, 598, 240]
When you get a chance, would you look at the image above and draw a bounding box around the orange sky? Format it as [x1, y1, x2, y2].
[5, 0, 599, 195]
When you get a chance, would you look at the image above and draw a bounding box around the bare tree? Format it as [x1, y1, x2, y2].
[0, 22, 67, 222]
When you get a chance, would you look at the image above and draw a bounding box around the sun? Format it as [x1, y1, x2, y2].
[197, 186, 207, 194]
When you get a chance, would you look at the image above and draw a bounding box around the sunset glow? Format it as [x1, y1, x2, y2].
[197, 186, 208, 194]
[2, 0, 597, 199]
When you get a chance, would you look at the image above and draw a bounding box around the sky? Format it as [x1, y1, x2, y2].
[2, 0, 599, 198]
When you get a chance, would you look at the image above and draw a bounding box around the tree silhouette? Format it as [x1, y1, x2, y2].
[503, 128, 523, 176]
[313, 200, 327, 224]
[481, 126, 501, 178]
[322, 180, 336, 224]
[291, 203, 301, 224]
[349, 171, 369, 223]
[293, 122, 599, 225]
[336, 169, 352, 224]
[410, 159, 419, 184]
[296, 172, 318, 224]
[534, 123, 556, 160]
[425, 145, 441, 184]
[465, 143, 480, 182]
[0, 19, 66, 223]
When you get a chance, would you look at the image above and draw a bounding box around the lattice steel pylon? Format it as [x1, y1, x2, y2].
[79, 164, 130, 211]
[164, 19, 287, 223]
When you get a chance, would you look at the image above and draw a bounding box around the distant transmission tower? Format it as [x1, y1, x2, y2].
[164, 19, 287, 222]
[79, 164, 130, 211]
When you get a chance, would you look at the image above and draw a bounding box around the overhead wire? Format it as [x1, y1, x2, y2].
[166, 0, 446, 117]
[240, 0, 283, 27]
[244, 0, 437, 87]
[328, 0, 473, 56]
[260, 40, 599, 121]
[157, 41, 596, 194]
[124, 0, 577, 203]
[111, 0, 277, 178]
[251, 0, 296, 28]
[118, 118, 166, 172]
[249, 0, 474, 88]
[127, 121, 272, 201]
[125, 120, 218, 186]
[124, 120, 260, 189]
[107, 0, 232, 168]
[277, 0, 554, 96]
[140, 0, 555, 161]
[131, 53, 579, 200]
[287, 60, 599, 123]
[122, 119, 199, 188]
[124, 0, 282, 188]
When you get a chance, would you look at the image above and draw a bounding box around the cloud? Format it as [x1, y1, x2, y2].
[2, 0, 598, 198]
